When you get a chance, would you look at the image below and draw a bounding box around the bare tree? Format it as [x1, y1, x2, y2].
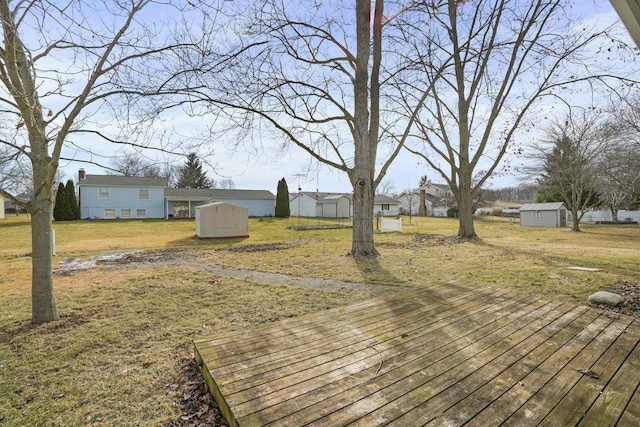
[377, 180, 396, 196]
[184, 0, 444, 257]
[597, 95, 640, 218]
[596, 145, 637, 221]
[401, 0, 636, 238]
[0, 0, 203, 324]
[0, 145, 31, 206]
[218, 178, 235, 189]
[531, 113, 605, 231]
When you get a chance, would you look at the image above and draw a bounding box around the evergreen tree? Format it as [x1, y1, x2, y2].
[176, 153, 213, 188]
[65, 180, 80, 220]
[275, 177, 290, 218]
[53, 182, 66, 221]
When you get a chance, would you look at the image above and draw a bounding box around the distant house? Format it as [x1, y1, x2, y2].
[398, 190, 451, 216]
[0, 195, 4, 219]
[78, 174, 168, 219]
[374, 195, 400, 216]
[421, 183, 454, 199]
[289, 191, 400, 217]
[78, 171, 275, 219]
[3, 192, 29, 215]
[290, 192, 341, 217]
[397, 192, 422, 215]
[165, 188, 275, 218]
[520, 202, 567, 227]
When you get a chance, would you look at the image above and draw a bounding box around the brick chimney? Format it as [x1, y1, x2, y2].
[419, 189, 426, 216]
[78, 169, 86, 180]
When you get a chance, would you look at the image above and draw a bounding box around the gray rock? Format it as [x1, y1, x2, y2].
[588, 291, 623, 307]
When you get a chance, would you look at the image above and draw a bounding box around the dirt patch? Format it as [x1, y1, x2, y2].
[287, 225, 352, 230]
[377, 234, 466, 250]
[223, 243, 293, 252]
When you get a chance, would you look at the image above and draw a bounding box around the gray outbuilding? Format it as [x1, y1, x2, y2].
[519, 202, 567, 227]
[195, 202, 249, 239]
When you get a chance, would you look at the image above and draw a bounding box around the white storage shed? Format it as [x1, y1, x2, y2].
[520, 202, 567, 227]
[195, 202, 249, 239]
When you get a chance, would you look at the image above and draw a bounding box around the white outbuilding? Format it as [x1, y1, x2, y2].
[519, 202, 567, 227]
[195, 202, 249, 239]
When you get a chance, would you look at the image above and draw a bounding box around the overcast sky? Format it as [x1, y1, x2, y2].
[56, 1, 634, 196]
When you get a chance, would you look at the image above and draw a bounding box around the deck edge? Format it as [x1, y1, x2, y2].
[194, 341, 240, 427]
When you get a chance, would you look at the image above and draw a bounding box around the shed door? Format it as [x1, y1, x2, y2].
[559, 209, 566, 227]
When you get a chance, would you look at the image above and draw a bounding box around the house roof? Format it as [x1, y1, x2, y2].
[294, 191, 350, 200]
[291, 191, 399, 204]
[374, 195, 399, 204]
[611, 0, 640, 48]
[165, 188, 275, 201]
[519, 202, 566, 211]
[419, 183, 451, 191]
[79, 175, 168, 187]
[492, 200, 524, 209]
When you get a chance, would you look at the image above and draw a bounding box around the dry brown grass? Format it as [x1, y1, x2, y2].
[1, 214, 639, 425]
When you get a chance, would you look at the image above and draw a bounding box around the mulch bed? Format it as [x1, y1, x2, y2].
[595, 280, 640, 320]
[169, 356, 228, 427]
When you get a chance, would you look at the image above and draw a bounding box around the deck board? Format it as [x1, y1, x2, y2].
[193, 281, 640, 426]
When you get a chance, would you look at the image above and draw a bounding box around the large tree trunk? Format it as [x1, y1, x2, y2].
[457, 184, 477, 238]
[351, 178, 377, 256]
[456, 155, 477, 238]
[349, 0, 378, 257]
[30, 143, 59, 324]
[571, 208, 581, 232]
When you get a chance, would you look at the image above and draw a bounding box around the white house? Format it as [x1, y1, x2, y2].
[421, 183, 454, 199]
[398, 191, 452, 216]
[290, 192, 336, 217]
[374, 195, 401, 216]
[289, 191, 401, 217]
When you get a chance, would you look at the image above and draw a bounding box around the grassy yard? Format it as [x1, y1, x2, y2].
[1, 215, 639, 425]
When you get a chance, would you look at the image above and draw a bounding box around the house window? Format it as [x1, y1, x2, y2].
[382, 204, 390, 210]
[136, 209, 147, 218]
[98, 188, 110, 199]
[104, 208, 116, 219]
[139, 189, 149, 200]
[534, 211, 541, 218]
[121, 209, 131, 219]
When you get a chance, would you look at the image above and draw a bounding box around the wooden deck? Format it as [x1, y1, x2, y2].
[193, 281, 640, 426]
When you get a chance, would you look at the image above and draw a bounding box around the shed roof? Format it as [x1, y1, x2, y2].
[79, 175, 168, 187]
[195, 201, 248, 211]
[519, 202, 566, 211]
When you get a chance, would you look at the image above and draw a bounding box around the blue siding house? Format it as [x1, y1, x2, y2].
[78, 174, 167, 219]
[77, 171, 276, 219]
[165, 188, 275, 218]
